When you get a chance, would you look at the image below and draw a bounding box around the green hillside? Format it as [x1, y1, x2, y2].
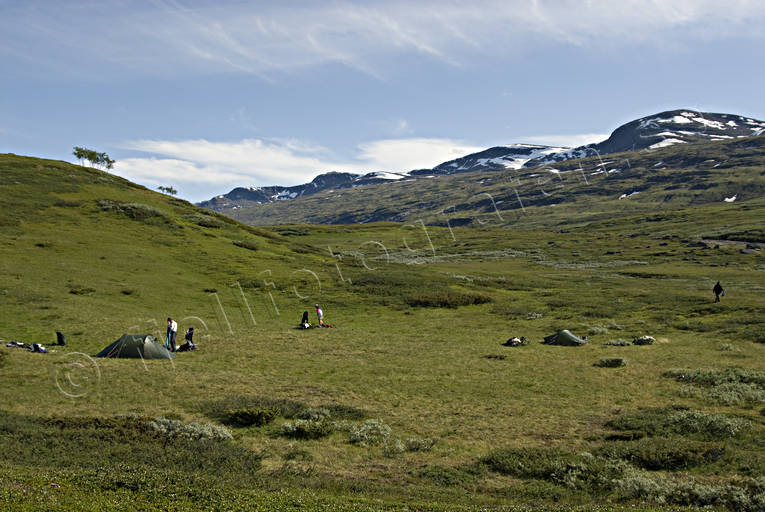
[1, 153, 765, 511]
[226, 135, 765, 229]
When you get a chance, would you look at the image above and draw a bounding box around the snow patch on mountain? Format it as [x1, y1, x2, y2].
[649, 138, 685, 149]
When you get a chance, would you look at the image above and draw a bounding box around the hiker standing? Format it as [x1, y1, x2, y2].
[315, 304, 324, 327]
[166, 317, 178, 351]
[713, 281, 724, 302]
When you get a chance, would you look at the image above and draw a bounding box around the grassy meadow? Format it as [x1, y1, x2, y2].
[1, 153, 765, 511]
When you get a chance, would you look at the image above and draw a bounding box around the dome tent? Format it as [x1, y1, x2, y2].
[542, 329, 588, 346]
[96, 334, 175, 359]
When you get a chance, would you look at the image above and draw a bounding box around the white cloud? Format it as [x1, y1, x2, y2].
[4, 1, 764, 77]
[519, 133, 609, 148]
[355, 138, 483, 171]
[112, 136, 483, 202]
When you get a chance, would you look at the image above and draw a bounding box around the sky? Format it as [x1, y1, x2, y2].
[2, 0, 765, 202]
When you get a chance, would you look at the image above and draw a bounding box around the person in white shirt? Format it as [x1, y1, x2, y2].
[315, 304, 324, 327]
[166, 317, 178, 351]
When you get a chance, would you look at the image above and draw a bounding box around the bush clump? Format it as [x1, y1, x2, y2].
[679, 382, 765, 406]
[615, 472, 765, 510]
[607, 407, 750, 439]
[203, 395, 306, 421]
[146, 417, 233, 442]
[68, 284, 96, 295]
[280, 419, 333, 440]
[183, 213, 224, 228]
[481, 447, 627, 491]
[223, 407, 278, 427]
[232, 239, 258, 251]
[405, 290, 492, 308]
[598, 438, 725, 470]
[596, 357, 627, 368]
[405, 437, 436, 452]
[98, 200, 168, 221]
[349, 419, 392, 446]
[632, 335, 656, 345]
[298, 407, 331, 421]
[664, 368, 765, 388]
[605, 339, 631, 346]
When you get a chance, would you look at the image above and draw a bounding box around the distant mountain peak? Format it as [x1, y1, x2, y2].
[199, 109, 765, 213]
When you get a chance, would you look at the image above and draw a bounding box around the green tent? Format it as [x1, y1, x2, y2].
[542, 329, 588, 346]
[96, 334, 176, 359]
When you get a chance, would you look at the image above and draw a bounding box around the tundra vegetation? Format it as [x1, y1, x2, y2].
[0, 146, 764, 511]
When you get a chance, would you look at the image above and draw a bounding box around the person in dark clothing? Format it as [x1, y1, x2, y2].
[713, 281, 724, 302]
[300, 311, 310, 329]
[177, 327, 196, 352]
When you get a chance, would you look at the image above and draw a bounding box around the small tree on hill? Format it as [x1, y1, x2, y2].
[158, 186, 178, 196]
[72, 146, 115, 169]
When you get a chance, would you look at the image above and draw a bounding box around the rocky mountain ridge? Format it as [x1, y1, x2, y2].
[199, 110, 765, 213]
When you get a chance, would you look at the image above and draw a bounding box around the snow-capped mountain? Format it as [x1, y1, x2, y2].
[419, 144, 575, 174]
[430, 110, 765, 172]
[199, 110, 765, 212]
[198, 170, 408, 211]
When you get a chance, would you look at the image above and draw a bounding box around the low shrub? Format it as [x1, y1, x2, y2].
[405, 437, 435, 452]
[597, 357, 627, 368]
[605, 339, 631, 346]
[383, 438, 405, 457]
[678, 382, 765, 406]
[615, 472, 765, 510]
[223, 407, 278, 427]
[598, 438, 725, 470]
[68, 284, 95, 295]
[298, 407, 331, 421]
[606, 407, 750, 439]
[633, 335, 656, 345]
[719, 343, 735, 351]
[663, 368, 765, 388]
[588, 326, 610, 335]
[405, 290, 492, 308]
[280, 419, 333, 440]
[232, 240, 258, 251]
[146, 417, 233, 442]
[349, 419, 391, 446]
[203, 395, 306, 421]
[183, 213, 224, 228]
[3, 413, 262, 486]
[418, 466, 479, 487]
[481, 447, 627, 491]
[667, 410, 749, 438]
[98, 200, 168, 221]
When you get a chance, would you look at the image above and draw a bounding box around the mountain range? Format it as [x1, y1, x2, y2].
[198, 109, 765, 224]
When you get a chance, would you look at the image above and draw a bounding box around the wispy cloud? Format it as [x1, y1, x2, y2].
[355, 138, 483, 171]
[112, 135, 483, 201]
[4, 1, 764, 78]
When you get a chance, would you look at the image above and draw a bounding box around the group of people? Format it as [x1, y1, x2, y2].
[165, 318, 196, 352]
[299, 304, 328, 329]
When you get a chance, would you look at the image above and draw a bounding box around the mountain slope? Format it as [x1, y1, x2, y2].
[201, 110, 765, 216]
[0, 153, 338, 345]
[215, 134, 765, 228]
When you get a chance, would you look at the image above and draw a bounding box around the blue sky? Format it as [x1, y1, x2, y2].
[3, 0, 765, 202]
